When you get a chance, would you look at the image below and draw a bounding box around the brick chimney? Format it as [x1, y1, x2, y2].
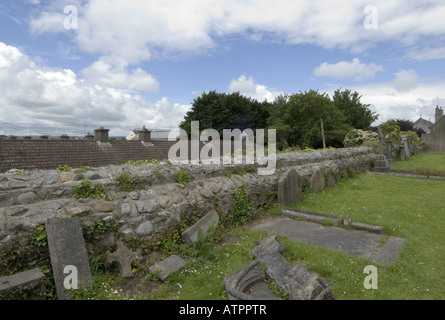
[94, 127, 110, 143]
[435, 106, 444, 123]
[138, 126, 152, 142]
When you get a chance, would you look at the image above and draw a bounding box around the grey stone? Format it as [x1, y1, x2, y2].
[9, 180, 26, 189]
[121, 203, 132, 216]
[135, 220, 153, 236]
[278, 168, 302, 207]
[181, 209, 219, 245]
[93, 201, 114, 213]
[0, 193, 14, 207]
[199, 188, 212, 198]
[41, 201, 63, 213]
[7, 206, 29, 216]
[252, 234, 334, 300]
[148, 255, 186, 282]
[105, 241, 141, 278]
[0, 267, 45, 294]
[224, 260, 280, 300]
[158, 196, 169, 209]
[310, 169, 325, 191]
[135, 199, 158, 214]
[351, 222, 384, 233]
[343, 215, 352, 226]
[45, 172, 60, 185]
[45, 217, 93, 300]
[17, 192, 37, 205]
[282, 208, 341, 226]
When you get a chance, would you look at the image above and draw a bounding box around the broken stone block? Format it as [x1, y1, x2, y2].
[181, 209, 219, 245]
[224, 260, 280, 300]
[252, 234, 335, 300]
[0, 267, 45, 296]
[148, 255, 186, 282]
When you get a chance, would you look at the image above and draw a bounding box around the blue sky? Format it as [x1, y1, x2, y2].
[1, 0, 445, 136]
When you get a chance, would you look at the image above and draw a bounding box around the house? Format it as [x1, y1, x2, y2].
[426, 106, 445, 151]
[413, 116, 433, 134]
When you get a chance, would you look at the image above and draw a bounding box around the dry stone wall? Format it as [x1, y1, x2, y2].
[0, 147, 376, 249]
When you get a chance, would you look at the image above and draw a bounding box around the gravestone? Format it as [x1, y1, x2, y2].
[374, 128, 390, 172]
[45, 217, 93, 300]
[278, 168, 302, 206]
[105, 241, 141, 278]
[309, 169, 325, 191]
[385, 135, 394, 165]
[401, 135, 411, 158]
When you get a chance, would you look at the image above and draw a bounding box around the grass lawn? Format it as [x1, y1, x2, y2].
[390, 151, 445, 171]
[70, 153, 445, 300]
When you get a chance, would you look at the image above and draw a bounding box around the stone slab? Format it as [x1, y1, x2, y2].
[310, 169, 325, 191]
[45, 217, 93, 300]
[282, 208, 342, 226]
[148, 255, 186, 282]
[278, 168, 302, 207]
[251, 218, 405, 265]
[0, 267, 45, 294]
[181, 209, 219, 245]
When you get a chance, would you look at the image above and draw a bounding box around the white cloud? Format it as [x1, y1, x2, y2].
[81, 57, 159, 93]
[228, 75, 282, 102]
[314, 58, 383, 81]
[392, 69, 418, 93]
[407, 46, 445, 61]
[0, 42, 187, 136]
[336, 72, 445, 124]
[27, 1, 445, 64]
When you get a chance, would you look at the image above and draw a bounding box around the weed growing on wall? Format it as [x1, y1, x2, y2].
[174, 170, 191, 184]
[114, 170, 147, 192]
[73, 178, 108, 199]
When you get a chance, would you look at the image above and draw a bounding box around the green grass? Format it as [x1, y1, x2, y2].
[390, 151, 445, 171]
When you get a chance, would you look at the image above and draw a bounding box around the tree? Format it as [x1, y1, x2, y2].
[269, 90, 352, 149]
[332, 89, 378, 130]
[179, 91, 270, 136]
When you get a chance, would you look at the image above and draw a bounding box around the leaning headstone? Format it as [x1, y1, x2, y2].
[45, 218, 93, 300]
[181, 209, 219, 245]
[401, 135, 411, 158]
[148, 255, 186, 282]
[309, 169, 325, 191]
[105, 241, 141, 278]
[278, 168, 302, 206]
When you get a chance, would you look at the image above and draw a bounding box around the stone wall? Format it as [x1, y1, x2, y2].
[0, 147, 376, 250]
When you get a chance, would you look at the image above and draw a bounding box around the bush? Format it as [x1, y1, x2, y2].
[74, 178, 108, 199]
[343, 129, 378, 147]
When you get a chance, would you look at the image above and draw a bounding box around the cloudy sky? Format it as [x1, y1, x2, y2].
[1, 0, 445, 136]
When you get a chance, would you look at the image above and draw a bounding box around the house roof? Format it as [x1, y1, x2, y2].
[0, 139, 177, 173]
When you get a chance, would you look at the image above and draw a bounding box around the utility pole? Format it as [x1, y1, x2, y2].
[320, 119, 326, 149]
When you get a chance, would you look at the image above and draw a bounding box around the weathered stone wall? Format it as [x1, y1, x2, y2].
[0, 147, 376, 249]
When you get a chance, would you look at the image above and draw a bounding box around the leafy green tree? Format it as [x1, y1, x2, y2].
[332, 89, 378, 130]
[269, 90, 352, 149]
[179, 91, 270, 136]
